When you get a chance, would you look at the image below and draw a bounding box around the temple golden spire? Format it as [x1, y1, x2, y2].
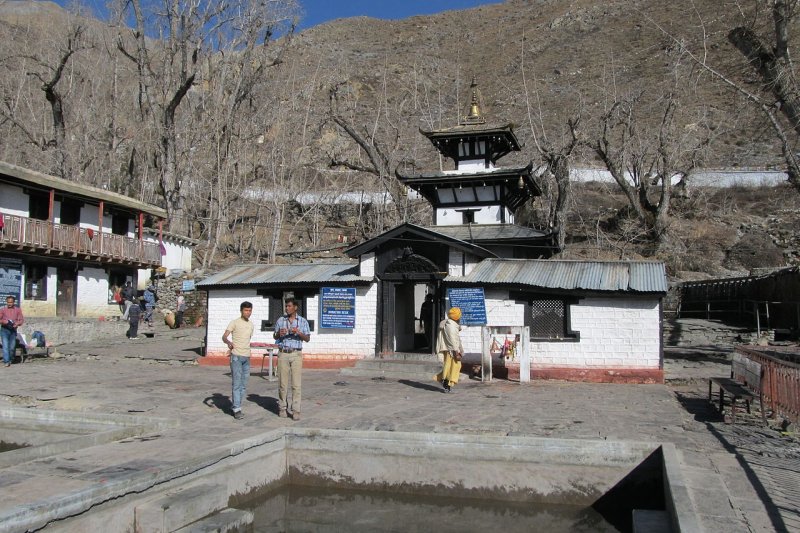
[460, 76, 486, 125]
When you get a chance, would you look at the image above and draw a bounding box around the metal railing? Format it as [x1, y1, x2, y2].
[0, 213, 161, 266]
[735, 346, 800, 424]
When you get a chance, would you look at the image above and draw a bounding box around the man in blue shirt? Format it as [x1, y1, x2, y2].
[273, 297, 310, 420]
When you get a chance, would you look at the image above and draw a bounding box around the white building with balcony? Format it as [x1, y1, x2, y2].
[0, 161, 167, 318]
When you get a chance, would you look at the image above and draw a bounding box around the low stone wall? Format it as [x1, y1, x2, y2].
[663, 318, 769, 347]
[18, 318, 127, 347]
[151, 274, 207, 327]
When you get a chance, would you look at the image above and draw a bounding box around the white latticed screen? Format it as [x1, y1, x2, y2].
[530, 299, 565, 339]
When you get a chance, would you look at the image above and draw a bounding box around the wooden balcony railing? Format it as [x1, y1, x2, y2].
[0, 213, 161, 267]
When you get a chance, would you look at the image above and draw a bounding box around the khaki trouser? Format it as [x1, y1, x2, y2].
[278, 351, 303, 414]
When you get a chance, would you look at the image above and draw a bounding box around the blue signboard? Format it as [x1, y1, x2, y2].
[182, 280, 195, 292]
[447, 287, 487, 326]
[0, 258, 22, 302]
[320, 287, 356, 329]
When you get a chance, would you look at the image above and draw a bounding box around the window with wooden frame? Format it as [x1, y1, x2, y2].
[24, 264, 48, 301]
[257, 290, 316, 332]
[513, 292, 580, 342]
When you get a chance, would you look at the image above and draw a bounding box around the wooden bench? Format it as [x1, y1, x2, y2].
[708, 353, 767, 424]
[14, 345, 52, 363]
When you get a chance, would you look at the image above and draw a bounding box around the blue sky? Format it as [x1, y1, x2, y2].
[55, 0, 501, 30]
[297, 1, 502, 29]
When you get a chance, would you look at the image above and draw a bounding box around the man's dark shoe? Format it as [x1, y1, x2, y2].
[234, 411, 244, 420]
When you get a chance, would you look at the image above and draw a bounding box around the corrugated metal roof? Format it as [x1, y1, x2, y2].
[447, 259, 667, 293]
[197, 262, 370, 288]
[0, 160, 168, 218]
[427, 224, 549, 241]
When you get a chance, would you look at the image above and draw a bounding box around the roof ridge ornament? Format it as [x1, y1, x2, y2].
[460, 76, 486, 125]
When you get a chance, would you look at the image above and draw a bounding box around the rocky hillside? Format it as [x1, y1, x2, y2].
[0, 0, 797, 279]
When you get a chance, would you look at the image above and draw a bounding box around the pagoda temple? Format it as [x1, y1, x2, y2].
[199, 80, 667, 384]
[395, 78, 554, 259]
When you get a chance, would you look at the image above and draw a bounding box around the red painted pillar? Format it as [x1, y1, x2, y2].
[98, 201, 104, 255]
[48, 189, 54, 247]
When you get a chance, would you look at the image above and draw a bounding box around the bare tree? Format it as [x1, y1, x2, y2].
[520, 30, 582, 253]
[649, 0, 800, 191]
[327, 80, 410, 236]
[0, 20, 91, 178]
[112, 0, 300, 235]
[590, 90, 711, 247]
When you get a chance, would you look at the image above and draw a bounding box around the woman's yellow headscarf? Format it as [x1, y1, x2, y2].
[447, 307, 462, 321]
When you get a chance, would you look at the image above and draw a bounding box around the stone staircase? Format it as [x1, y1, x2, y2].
[663, 318, 766, 347]
[135, 483, 253, 533]
[340, 352, 441, 380]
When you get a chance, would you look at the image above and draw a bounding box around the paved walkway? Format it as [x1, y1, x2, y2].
[1, 325, 798, 532]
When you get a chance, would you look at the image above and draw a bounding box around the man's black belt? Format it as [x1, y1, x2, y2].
[279, 348, 299, 353]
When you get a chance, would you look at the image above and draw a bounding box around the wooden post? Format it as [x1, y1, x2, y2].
[98, 200, 104, 255]
[754, 301, 761, 337]
[48, 189, 54, 247]
[138, 212, 144, 259]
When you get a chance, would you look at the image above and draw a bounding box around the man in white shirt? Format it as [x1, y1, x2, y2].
[222, 301, 254, 419]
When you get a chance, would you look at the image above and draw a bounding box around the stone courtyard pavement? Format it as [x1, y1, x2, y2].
[1, 325, 798, 532]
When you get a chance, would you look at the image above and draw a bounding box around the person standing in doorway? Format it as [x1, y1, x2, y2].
[434, 307, 463, 392]
[419, 293, 434, 349]
[273, 298, 310, 420]
[0, 295, 24, 367]
[222, 301, 254, 420]
[175, 291, 186, 328]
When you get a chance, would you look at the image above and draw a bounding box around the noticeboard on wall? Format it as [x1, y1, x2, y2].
[320, 287, 356, 329]
[0, 258, 22, 301]
[447, 287, 487, 326]
[182, 280, 195, 292]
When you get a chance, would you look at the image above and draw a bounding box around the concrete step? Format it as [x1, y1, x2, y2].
[382, 352, 440, 362]
[135, 483, 228, 533]
[174, 508, 255, 533]
[632, 509, 671, 533]
[340, 359, 442, 380]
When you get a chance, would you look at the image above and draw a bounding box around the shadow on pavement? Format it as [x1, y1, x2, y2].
[398, 379, 444, 393]
[675, 390, 791, 532]
[247, 393, 280, 415]
[203, 392, 232, 414]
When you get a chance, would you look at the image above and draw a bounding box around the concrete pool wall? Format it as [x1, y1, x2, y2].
[0, 419, 698, 532]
